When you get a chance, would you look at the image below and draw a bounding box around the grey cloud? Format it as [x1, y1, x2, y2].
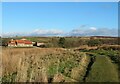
[30, 29, 64, 36]
[69, 27, 118, 36]
[2, 29, 65, 37]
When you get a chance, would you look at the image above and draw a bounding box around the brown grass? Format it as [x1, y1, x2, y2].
[2, 48, 62, 73]
[99, 45, 120, 50]
[2, 47, 90, 82]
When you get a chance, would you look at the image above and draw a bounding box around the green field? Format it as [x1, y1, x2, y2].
[86, 55, 119, 82]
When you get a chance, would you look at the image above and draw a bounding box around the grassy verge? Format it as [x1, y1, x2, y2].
[86, 55, 119, 82]
[80, 49, 119, 82]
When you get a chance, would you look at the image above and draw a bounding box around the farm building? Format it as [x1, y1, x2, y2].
[7, 39, 16, 47]
[8, 39, 33, 47]
[37, 42, 45, 47]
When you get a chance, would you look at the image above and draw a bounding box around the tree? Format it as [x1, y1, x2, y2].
[2, 39, 9, 46]
[0, 38, 2, 46]
[59, 37, 65, 48]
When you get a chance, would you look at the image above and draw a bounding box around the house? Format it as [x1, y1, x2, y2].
[8, 39, 33, 47]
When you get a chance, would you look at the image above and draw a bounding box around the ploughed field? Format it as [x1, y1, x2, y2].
[1, 47, 119, 82]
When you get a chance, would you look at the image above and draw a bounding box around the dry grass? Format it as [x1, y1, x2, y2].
[2, 47, 89, 82]
[98, 45, 120, 50]
[0, 46, 2, 79]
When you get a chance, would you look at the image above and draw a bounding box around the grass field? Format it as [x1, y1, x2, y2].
[86, 55, 119, 82]
[1, 47, 90, 82]
[1, 46, 120, 82]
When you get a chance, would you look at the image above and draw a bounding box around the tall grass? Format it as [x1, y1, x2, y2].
[2, 47, 89, 82]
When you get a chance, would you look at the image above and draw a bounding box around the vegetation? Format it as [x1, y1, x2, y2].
[1, 72, 17, 82]
[1, 48, 90, 82]
[1, 38, 9, 46]
[80, 49, 120, 82]
[86, 55, 119, 82]
[87, 39, 101, 47]
[1, 36, 120, 82]
[1, 36, 118, 48]
[58, 37, 65, 48]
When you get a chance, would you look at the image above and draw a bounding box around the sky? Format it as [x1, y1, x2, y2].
[0, 2, 2, 36]
[2, 2, 118, 37]
[1, 0, 119, 2]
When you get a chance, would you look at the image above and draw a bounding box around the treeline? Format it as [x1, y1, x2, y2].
[45, 37, 119, 48]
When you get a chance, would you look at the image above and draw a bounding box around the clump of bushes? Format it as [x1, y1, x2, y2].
[87, 39, 101, 47]
[58, 37, 65, 48]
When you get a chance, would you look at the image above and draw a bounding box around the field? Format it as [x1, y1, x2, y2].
[1, 37, 120, 82]
[86, 56, 119, 82]
[1, 47, 91, 82]
[1, 47, 120, 82]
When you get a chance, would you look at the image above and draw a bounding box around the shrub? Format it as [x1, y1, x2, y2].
[58, 37, 65, 48]
[87, 39, 101, 47]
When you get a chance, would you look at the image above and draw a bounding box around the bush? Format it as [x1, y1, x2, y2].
[87, 39, 101, 47]
[58, 37, 65, 48]
[2, 39, 9, 46]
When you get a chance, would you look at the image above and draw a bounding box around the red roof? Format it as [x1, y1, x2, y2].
[24, 40, 32, 44]
[9, 39, 32, 45]
[16, 40, 24, 43]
